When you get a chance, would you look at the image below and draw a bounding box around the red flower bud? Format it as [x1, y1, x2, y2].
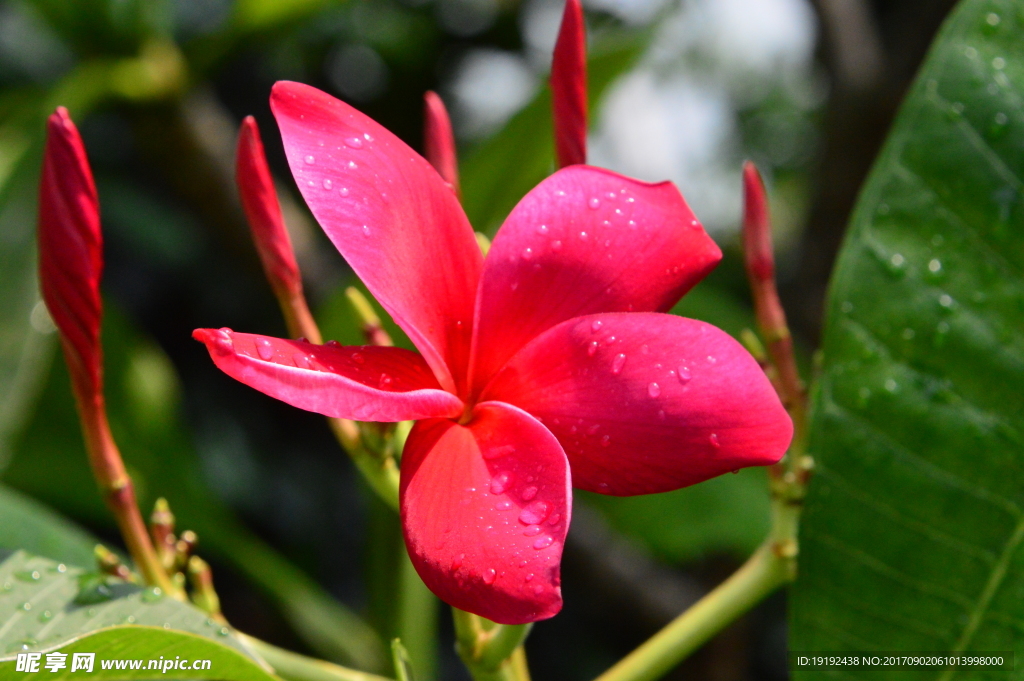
[742, 161, 775, 284]
[423, 91, 460, 195]
[39, 107, 104, 408]
[551, 0, 587, 168]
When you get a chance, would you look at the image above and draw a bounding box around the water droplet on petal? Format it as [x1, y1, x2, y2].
[496, 501, 512, 511]
[521, 486, 538, 501]
[345, 137, 363, 149]
[522, 247, 534, 260]
[490, 473, 512, 495]
[552, 240, 563, 251]
[379, 374, 392, 389]
[628, 220, 637, 229]
[362, 225, 370, 235]
[707, 355, 717, 364]
[534, 584, 545, 595]
[600, 435, 611, 447]
[587, 341, 599, 356]
[533, 536, 554, 550]
[255, 338, 274, 361]
[348, 161, 358, 169]
[709, 433, 720, 448]
[452, 554, 464, 570]
[579, 231, 589, 240]
[591, 320, 603, 332]
[293, 353, 311, 369]
[537, 224, 549, 235]
[678, 366, 691, 383]
[326, 339, 342, 347]
[484, 444, 516, 460]
[483, 569, 496, 585]
[588, 197, 601, 209]
[648, 382, 661, 398]
[525, 573, 535, 581]
[519, 501, 551, 525]
[340, 187, 350, 197]
[322, 178, 333, 190]
[523, 525, 542, 537]
[364, 133, 373, 141]
[304, 155, 315, 164]
[611, 353, 626, 374]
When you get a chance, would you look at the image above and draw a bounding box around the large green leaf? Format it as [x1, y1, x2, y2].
[0, 551, 264, 664]
[0, 627, 278, 681]
[791, 0, 1024, 670]
[2, 309, 387, 672]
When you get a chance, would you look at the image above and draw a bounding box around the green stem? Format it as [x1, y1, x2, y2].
[453, 609, 532, 681]
[593, 543, 789, 681]
[241, 635, 394, 681]
[395, 550, 438, 680]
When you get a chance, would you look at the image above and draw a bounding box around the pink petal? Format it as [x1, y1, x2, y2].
[481, 313, 792, 495]
[551, 0, 587, 167]
[193, 329, 463, 422]
[400, 401, 570, 624]
[467, 166, 721, 397]
[236, 116, 303, 300]
[423, 91, 460, 195]
[271, 82, 482, 395]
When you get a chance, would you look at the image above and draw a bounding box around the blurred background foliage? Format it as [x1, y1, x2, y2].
[0, 0, 958, 679]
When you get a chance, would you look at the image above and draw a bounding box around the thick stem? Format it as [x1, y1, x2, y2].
[453, 609, 532, 681]
[241, 635, 394, 681]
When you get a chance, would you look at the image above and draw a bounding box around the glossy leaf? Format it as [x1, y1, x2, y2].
[791, 0, 1024, 667]
[0, 627, 278, 681]
[0, 551, 262, 662]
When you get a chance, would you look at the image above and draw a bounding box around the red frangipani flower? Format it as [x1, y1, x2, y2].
[193, 81, 792, 624]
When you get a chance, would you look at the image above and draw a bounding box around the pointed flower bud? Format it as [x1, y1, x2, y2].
[39, 108, 172, 593]
[39, 107, 104, 408]
[423, 91, 460, 195]
[551, 0, 587, 168]
[236, 116, 321, 342]
[742, 161, 803, 413]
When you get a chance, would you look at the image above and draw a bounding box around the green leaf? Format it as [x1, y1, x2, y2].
[0, 551, 265, 665]
[791, 0, 1024, 667]
[2, 309, 388, 672]
[0, 485, 97, 567]
[460, 30, 648, 236]
[0, 627, 279, 681]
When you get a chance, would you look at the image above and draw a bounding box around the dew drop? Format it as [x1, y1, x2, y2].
[452, 554, 464, 570]
[345, 136, 363, 149]
[20, 602, 31, 611]
[995, 111, 1008, 125]
[600, 435, 611, 447]
[255, 338, 274, 361]
[884, 379, 898, 393]
[603, 239, 612, 248]
[490, 472, 512, 495]
[709, 433, 720, 448]
[348, 161, 358, 169]
[510, 281, 519, 291]
[628, 220, 637, 229]
[588, 197, 601, 209]
[707, 355, 717, 364]
[552, 240, 563, 251]
[340, 187, 350, 197]
[591, 320, 603, 332]
[38, 610, 53, 623]
[141, 587, 164, 603]
[378, 374, 392, 389]
[657, 410, 666, 420]
[364, 133, 373, 141]
[939, 294, 954, 308]
[523, 525, 542, 537]
[522, 247, 534, 260]
[537, 224, 549, 235]
[483, 569, 497, 585]
[519, 501, 551, 525]
[579, 231, 589, 240]
[611, 353, 627, 374]
[293, 353, 311, 369]
[986, 12, 1001, 25]
[648, 382, 661, 398]
[587, 341, 599, 356]
[304, 155, 315, 164]
[484, 444, 516, 460]
[677, 366, 691, 383]
[533, 536, 554, 550]
[496, 501, 512, 511]
[351, 351, 365, 363]
[521, 486, 538, 501]
[525, 573, 535, 582]
[840, 301, 854, 313]
[534, 584, 545, 595]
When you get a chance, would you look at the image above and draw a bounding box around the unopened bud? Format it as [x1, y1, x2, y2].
[552, 0, 587, 168]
